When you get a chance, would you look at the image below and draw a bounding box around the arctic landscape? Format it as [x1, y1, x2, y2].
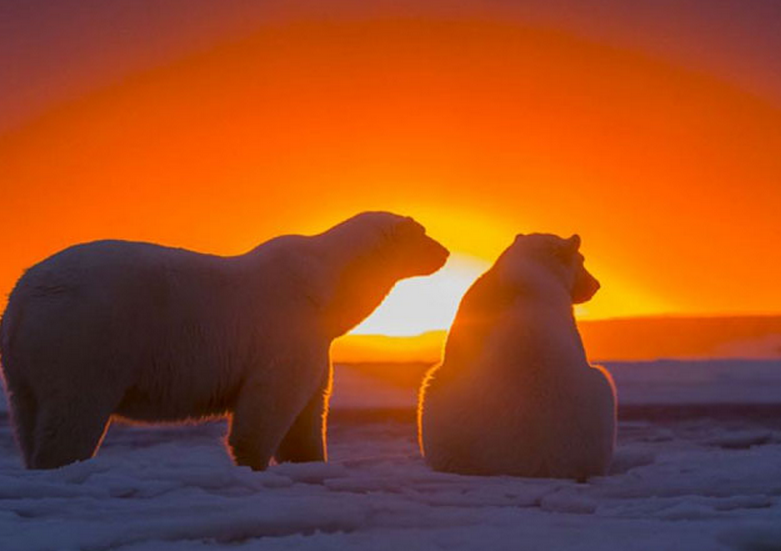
[1, 359, 780, 551]
[2, 1, 781, 550]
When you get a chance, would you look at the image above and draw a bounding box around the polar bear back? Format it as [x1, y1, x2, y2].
[2, 238, 318, 422]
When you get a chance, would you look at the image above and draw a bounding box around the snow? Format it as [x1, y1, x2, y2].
[331, 359, 781, 409]
[1, 360, 780, 550]
[610, 360, 781, 405]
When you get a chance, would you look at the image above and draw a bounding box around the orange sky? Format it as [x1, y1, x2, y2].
[2, 5, 780, 335]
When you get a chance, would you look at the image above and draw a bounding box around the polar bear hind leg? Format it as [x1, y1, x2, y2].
[6, 378, 38, 467]
[29, 383, 124, 470]
[31, 397, 116, 469]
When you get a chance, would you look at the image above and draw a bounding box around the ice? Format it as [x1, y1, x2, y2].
[331, 359, 781, 410]
[719, 523, 781, 551]
[706, 430, 774, 449]
[609, 360, 781, 405]
[0, 359, 780, 550]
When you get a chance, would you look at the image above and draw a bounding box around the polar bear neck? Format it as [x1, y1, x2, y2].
[474, 260, 577, 316]
[239, 224, 401, 340]
[323, 266, 398, 338]
[309, 225, 401, 339]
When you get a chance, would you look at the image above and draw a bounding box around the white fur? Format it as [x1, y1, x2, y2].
[0, 212, 448, 470]
[418, 234, 616, 479]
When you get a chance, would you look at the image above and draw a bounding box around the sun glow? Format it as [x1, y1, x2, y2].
[351, 253, 487, 336]
[348, 245, 673, 338]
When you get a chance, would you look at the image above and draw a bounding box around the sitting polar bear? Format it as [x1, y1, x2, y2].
[0, 212, 449, 470]
[418, 233, 615, 479]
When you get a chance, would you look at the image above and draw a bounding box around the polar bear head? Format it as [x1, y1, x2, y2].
[314, 212, 449, 336]
[495, 233, 600, 305]
[375, 213, 451, 278]
[322, 211, 449, 277]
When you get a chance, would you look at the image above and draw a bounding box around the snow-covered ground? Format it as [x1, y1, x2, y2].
[1, 360, 781, 551]
[331, 359, 781, 409]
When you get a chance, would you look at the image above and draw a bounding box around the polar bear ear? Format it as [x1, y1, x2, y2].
[556, 234, 580, 262]
[554, 234, 581, 263]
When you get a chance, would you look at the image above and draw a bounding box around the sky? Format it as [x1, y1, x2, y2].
[1, 0, 780, 336]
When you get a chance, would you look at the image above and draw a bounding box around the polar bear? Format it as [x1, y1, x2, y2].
[0, 212, 449, 470]
[418, 233, 615, 479]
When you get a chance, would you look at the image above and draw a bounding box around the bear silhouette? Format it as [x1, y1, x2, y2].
[418, 233, 615, 479]
[1, 212, 448, 469]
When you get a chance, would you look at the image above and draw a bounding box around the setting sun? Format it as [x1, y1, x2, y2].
[351, 253, 487, 336]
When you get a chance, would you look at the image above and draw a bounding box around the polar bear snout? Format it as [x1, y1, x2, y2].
[409, 234, 450, 276]
[386, 215, 449, 277]
[572, 267, 600, 304]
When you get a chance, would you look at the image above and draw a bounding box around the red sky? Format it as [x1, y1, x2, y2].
[1, 0, 780, 335]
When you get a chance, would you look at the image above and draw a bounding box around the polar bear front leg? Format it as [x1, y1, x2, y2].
[228, 350, 328, 471]
[275, 364, 333, 463]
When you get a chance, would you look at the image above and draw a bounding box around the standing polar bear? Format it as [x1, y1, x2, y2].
[418, 233, 615, 479]
[0, 212, 448, 470]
